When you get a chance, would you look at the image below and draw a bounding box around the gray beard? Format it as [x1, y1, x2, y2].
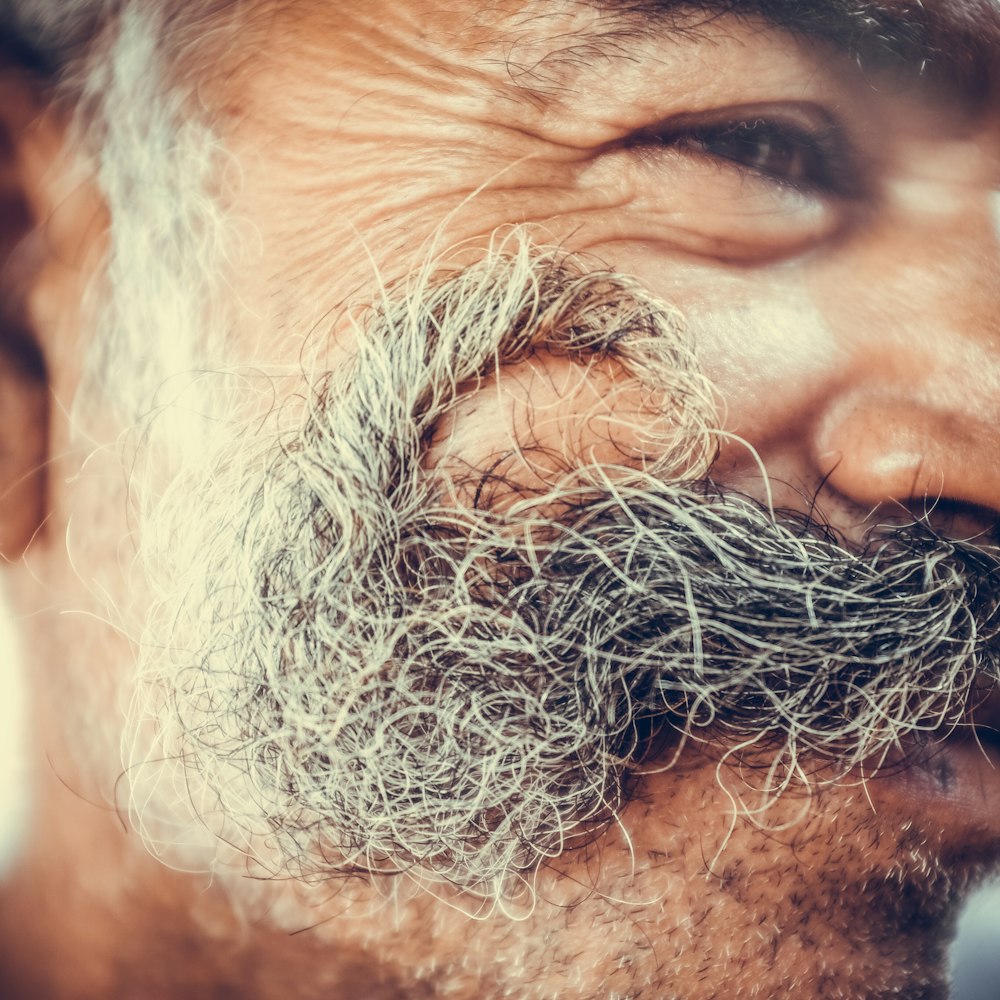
[122, 238, 1000, 905]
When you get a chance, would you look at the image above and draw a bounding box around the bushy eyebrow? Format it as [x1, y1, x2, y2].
[585, 0, 999, 101]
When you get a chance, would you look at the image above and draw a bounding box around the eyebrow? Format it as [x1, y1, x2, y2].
[587, 0, 1000, 100]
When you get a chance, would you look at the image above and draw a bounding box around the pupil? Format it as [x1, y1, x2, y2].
[702, 124, 805, 182]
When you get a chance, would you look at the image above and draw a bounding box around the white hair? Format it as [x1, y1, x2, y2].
[0, 0, 245, 75]
[122, 232, 720, 900]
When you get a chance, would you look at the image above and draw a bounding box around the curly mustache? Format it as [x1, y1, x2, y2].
[125, 233, 1000, 902]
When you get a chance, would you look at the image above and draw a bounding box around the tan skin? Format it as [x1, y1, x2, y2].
[1, 1, 1000, 997]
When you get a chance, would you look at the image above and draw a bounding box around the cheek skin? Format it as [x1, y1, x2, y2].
[596, 246, 843, 479]
[425, 352, 685, 502]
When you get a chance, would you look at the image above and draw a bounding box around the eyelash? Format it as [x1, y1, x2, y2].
[637, 116, 858, 196]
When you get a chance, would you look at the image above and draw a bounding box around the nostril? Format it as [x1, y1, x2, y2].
[885, 496, 1000, 546]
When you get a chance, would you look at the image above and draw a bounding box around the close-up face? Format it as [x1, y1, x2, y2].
[1, 1, 1000, 998]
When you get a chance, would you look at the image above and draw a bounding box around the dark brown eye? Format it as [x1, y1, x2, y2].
[677, 118, 842, 191]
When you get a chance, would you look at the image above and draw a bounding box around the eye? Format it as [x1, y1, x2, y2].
[677, 119, 836, 190]
[598, 104, 865, 263]
[628, 108, 860, 198]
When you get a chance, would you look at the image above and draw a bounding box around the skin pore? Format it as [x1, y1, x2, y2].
[1, 1, 1000, 998]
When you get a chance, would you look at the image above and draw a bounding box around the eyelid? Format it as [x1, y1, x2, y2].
[635, 100, 837, 135]
[623, 101, 866, 198]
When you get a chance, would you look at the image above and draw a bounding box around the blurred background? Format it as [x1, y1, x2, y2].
[953, 881, 1000, 1000]
[2, 588, 999, 997]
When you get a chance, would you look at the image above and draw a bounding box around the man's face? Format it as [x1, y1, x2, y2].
[5, 1, 1000, 998]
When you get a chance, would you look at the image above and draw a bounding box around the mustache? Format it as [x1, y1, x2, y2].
[473, 477, 1000, 758]
[128, 232, 1000, 901]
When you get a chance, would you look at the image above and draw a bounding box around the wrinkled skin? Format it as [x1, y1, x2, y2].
[1, 2, 1000, 998]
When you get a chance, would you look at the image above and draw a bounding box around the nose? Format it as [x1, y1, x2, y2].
[808, 169, 1000, 524]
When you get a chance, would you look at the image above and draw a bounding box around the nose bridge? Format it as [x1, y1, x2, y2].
[813, 176, 1000, 514]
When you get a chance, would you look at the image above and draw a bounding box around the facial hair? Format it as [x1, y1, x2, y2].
[119, 232, 1000, 905]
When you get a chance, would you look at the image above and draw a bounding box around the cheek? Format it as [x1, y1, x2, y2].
[216, 74, 844, 457]
[582, 246, 843, 459]
[425, 353, 678, 499]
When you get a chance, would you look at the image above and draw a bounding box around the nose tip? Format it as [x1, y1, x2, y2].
[813, 394, 1000, 524]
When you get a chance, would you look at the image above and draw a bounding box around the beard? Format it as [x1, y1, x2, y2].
[115, 231, 1000, 907]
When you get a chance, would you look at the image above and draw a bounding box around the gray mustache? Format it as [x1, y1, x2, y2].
[467, 480, 1000, 760]
[135, 236, 1000, 900]
[251, 471, 1000, 896]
